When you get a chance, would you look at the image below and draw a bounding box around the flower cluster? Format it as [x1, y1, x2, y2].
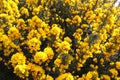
[0, 0, 120, 80]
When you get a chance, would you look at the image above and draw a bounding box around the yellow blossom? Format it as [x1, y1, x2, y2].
[44, 47, 54, 60]
[57, 41, 71, 54]
[64, 37, 72, 43]
[0, 57, 2, 62]
[81, 24, 89, 29]
[20, 7, 29, 17]
[14, 64, 29, 78]
[8, 26, 21, 40]
[27, 30, 41, 39]
[28, 63, 45, 79]
[65, 18, 71, 23]
[50, 24, 62, 38]
[54, 58, 61, 67]
[101, 75, 110, 80]
[72, 15, 82, 26]
[109, 68, 118, 78]
[26, 0, 38, 8]
[11, 52, 26, 67]
[56, 73, 74, 80]
[34, 51, 48, 64]
[116, 61, 120, 69]
[32, 5, 43, 15]
[27, 38, 41, 53]
[46, 75, 54, 80]
[86, 71, 99, 80]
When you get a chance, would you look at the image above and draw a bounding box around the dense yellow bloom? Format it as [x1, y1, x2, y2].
[46, 75, 54, 80]
[8, 26, 21, 40]
[81, 24, 89, 29]
[27, 37, 41, 53]
[27, 16, 44, 30]
[73, 28, 83, 42]
[56, 73, 74, 80]
[14, 64, 29, 78]
[0, 0, 120, 79]
[57, 41, 71, 53]
[27, 30, 41, 39]
[26, 0, 38, 8]
[34, 51, 48, 64]
[116, 61, 120, 69]
[0, 57, 2, 62]
[0, 34, 18, 56]
[65, 18, 71, 23]
[16, 19, 26, 30]
[44, 47, 54, 60]
[109, 68, 118, 78]
[93, 58, 98, 63]
[32, 5, 43, 15]
[101, 75, 110, 80]
[8, 0, 20, 18]
[107, 14, 116, 25]
[86, 71, 92, 79]
[64, 37, 72, 43]
[28, 63, 45, 79]
[11, 52, 26, 67]
[72, 15, 82, 26]
[85, 71, 99, 80]
[1, 35, 11, 48]
[37, 28, 47, 39]
[20, 7, 29, 17]
[50, 24, 62, 39]
[54, 58, 61, 67]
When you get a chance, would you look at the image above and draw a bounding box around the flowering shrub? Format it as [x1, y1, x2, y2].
[0, 0, 120, 80]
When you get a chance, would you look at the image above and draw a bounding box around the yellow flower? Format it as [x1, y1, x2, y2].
[14, 64, 29, 78]
[27, 37, 41, 53]
[107, 14, 116, 25]
[100, 58, 104, 65]
[54, 58, 61, 67]
[37, 28, 47, 39]
[13, 0, 19, 4]
[86, 71, 99, 80]
[58, 41, 71, 53]
[16, 19, 26, 30]
[109, 68, 118, 78]
[0, 57, 2, 62]
[11, 52, 26, 67]
[28, 63, 45, 79]
[32, 5, 43, 15]
[116, 61, 120, 69]
[34, 51, 48, 64]
[44, 47, 54, 60]
[81, 24, 89, 29]
[101, 75, 110, 80]
[8, 26, 21, 40]
[56, 73, 74, 80]
[1, 35, 11, 48]
[110, 62, 115, 66]
[26, 0, 38, 8]
[8, 0, 20, 17]
[72, 15, 82, 26]
[27, 30, 41, 39]
[64, 37, 72, 43]
[20, 7, 29, 17]
[50, 24, 62, 36]
[86, 72, 92, 79]
[73, 29, 82, 42]
[46, 75, 54, 80]
[65, 18, 71, 23]
[93, 58, 97, 63]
